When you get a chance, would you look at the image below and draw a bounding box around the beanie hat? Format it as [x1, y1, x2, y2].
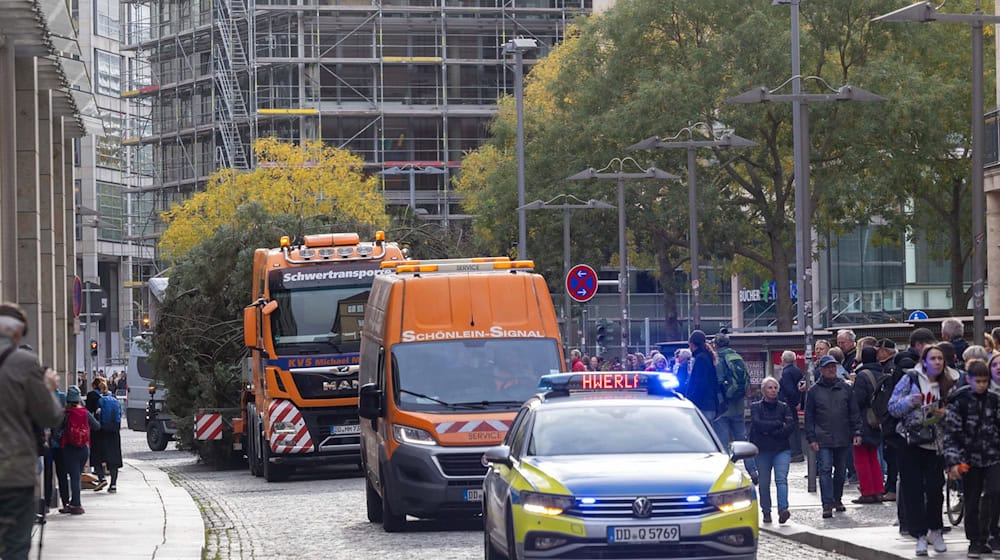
[66, 385, 82, 403]
[689, 330, 707, 346]
[860, 346, 878, 365]
[715, 331, 731, 348]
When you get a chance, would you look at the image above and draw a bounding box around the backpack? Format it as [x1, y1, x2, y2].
[61, 409, 89, 448]
[718, 349, 749, 402]
[859, 367, 888, 429]
[98, 393, 121, 429]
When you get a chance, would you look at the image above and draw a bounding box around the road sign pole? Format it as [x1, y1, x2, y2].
[563, 208, 572, 350]
[84, 281, 91, 384]
[617, 175, 627, 363]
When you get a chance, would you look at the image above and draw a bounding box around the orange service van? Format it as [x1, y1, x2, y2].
[358, 258, 564, 532]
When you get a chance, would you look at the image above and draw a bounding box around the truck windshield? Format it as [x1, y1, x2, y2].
[269, 286, 369, 354]
[391, 338, 562, 412]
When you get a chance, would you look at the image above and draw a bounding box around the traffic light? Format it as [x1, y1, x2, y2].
[605, 320, 620, 352]
[89, 339, 98, 357]
[595, 320, 608, 348]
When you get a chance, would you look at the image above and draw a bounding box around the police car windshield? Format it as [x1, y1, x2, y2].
[392, 338, 561, 412]
[269, 286, 369, 354]
[528, 406, 719, 456]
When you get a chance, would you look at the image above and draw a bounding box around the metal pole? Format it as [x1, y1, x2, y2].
[972, 11, 986, 345]
[409, 169, 416, 211]
[790, 0, 806, 332]
[563, 207, 572, 349]
[688, 147, 700, 331]
[84, 284, 91, 385]
[515, 49, 527, 260]
[617, 175, 627, 362]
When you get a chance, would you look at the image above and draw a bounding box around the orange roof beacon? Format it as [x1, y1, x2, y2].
[358, 258, 565, 532]
[238, 231, 405, 482]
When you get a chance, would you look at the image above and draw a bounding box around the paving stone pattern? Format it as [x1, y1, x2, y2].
[122, 430, 857, 560]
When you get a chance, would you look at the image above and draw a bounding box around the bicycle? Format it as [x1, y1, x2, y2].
[946, 476, 965, 526]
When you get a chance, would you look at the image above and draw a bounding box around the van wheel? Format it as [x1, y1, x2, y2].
[365, 475, 383, 523]
[381, 476, 406, 532]
[146, 422, 168, 451]
[262, 429, 291, 482]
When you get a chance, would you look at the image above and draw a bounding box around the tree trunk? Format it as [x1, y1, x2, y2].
[950, 198, 966, 315]
[657, 252, 683, 342]
[771, 245, 794, 332]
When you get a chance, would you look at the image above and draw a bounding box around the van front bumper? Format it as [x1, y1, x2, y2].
[384, 443, 489, 519]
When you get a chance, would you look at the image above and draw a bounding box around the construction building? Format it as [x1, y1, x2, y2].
[120, 0, 593, 244]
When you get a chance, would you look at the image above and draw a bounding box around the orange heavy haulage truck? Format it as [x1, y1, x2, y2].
[238, 231, 405, 481]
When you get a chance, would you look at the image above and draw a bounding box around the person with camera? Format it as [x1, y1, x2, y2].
[888, 344, 959, 556]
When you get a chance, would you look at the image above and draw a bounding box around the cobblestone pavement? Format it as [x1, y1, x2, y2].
[121, 430, 858, 560]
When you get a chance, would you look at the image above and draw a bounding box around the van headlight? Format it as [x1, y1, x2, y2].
[392, 424, 437, 446]
[520, 491, 574, 516]
[707, 487, 754, 513]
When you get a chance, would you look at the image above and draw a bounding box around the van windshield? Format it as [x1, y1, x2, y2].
[269, 286, 369, 354]
[391, 338, 562, 412]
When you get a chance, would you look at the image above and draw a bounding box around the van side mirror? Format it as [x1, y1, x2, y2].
[483, 445, 512, 467]
[730, 441, 759, 463]
[358, 383, 383, 419]
[243, 306, 260, 349]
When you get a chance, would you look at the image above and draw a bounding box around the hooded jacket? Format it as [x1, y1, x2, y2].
[942, 384, 1000, 469]
[888, 364, 960, 452]
[685, 346, 718, 415]
[0, 335, 63, 488]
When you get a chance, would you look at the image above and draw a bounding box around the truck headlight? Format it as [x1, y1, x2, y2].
[520, 491, 574, 516]
[707, 487, 754, 513]
[272, 421, 297, 434]
[392, 424, 437, 446]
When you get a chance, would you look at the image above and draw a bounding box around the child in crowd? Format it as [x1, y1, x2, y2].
[942, 360, 1000, 558]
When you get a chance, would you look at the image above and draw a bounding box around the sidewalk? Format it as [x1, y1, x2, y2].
[31, 458, 204, 560]
[759, 458, 972, 559]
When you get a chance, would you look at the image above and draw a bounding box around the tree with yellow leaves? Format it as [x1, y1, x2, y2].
[159, 138, 389, 261]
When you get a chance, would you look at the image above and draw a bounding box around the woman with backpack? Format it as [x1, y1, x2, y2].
[888, 344, 959, 556]
[94, 379, 123, 493]
[59, 386, 99, 515]
[850, 347, 885, 504]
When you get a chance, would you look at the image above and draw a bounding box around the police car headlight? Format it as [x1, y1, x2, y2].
[392, 424, 438, 446]
[521, 491, 574, 516]
[272, 421, 297, 434]
[707, 487, 754, 513]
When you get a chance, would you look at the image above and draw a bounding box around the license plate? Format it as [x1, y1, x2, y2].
[464, 489, 483, 502]
[608, 525, 680, 544]
[331, 424, 360, 435]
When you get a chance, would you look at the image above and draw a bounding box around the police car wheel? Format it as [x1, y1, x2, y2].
[365, 475, 383, 523]
[380, 476, 406, 532]
[146, 422, 168, 451]
[484, 519, 505, 560]
[504, 504, 517, 560]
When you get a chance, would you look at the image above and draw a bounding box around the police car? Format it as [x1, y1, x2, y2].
[482, 372, 758, 560]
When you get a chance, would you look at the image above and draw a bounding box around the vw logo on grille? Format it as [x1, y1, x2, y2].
[632, 496, 653, 518]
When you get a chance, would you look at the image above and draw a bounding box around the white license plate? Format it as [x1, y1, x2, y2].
[608, 525, 680, 544]
[464, 489, 483, 502]
[331, 424, 360, 435]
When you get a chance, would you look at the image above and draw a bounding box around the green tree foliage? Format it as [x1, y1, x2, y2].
[457, 0, 992, 330]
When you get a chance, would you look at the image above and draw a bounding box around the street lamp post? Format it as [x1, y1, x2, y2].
[503, 37, 539, 260]
[566, 159, 678, 362]
[873, 1, 998, 344]
[627, 125, 756, 332]
[518, 195, 615, 348]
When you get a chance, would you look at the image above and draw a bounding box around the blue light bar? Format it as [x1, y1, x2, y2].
[538, 372, 679, 396]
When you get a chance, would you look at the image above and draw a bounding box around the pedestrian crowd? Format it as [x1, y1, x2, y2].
[0, 301, 124, 560]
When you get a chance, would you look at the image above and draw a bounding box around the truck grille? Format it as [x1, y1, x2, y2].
[566, 496, 715, 519]
[436, 453, 488, 477]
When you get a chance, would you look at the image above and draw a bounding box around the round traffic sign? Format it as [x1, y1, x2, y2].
[908, 310, 929, 321]
[566, 264, 598, 303]
[72, 276, 83, 318]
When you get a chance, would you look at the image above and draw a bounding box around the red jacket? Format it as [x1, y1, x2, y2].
[571, 358, 587, 372]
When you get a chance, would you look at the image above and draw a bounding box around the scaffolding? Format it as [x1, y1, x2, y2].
[121, 0, 591, 232]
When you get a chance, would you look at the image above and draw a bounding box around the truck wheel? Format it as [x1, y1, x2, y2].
[381, 476, 406, 532]
[262, 430, 291, 483]
[247, 407, 261, 477]
[146, 422, 169, 451]
[365, 475, 383, 523]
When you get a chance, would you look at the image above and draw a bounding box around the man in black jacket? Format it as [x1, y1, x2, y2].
[777, 350, 805, 462]
[805, 355, 862, 518]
